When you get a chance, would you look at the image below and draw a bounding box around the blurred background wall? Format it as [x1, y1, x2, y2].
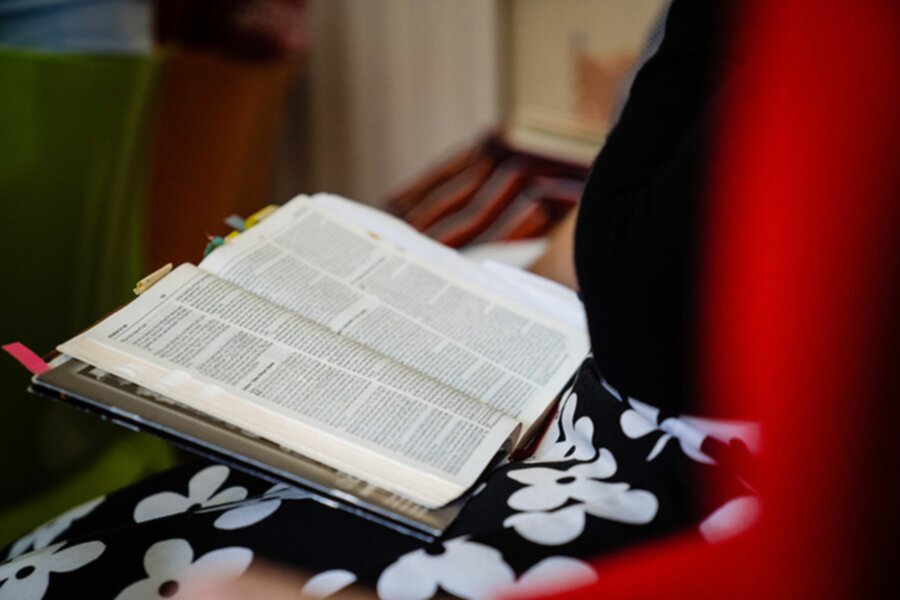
[273, 0, 664, 206]
[0, 0, 663, 546]
[273, 0, 503, 207]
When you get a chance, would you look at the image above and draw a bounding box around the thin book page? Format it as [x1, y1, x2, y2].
[309, 193, 588, 333]
[199, 196, 589, 434]
[59, 265, 519, 507]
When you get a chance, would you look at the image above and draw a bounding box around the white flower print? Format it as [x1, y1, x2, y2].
[0, 541, 105, 600]
[377, 538, 596, 600]
[133, 465, 248, 523]
[506, 556, 596, 595]
[507, 449, 620, 512]
[7, 496, 104, 559]
[530, 392, 596, 462]
[680, 416, 761, 454]
[503, 450, 658, 545]
[699, 496, 760, 544]
[376, 538, 514, 600]
[619, 398, 713, 464]
[604, 376, 732, 465]
[503, 505, 592, 546]
[619, 405, 673, 461]
[209, 483, 312, 530]
[115, 538, 252, 600]
[600, 376, 627, 403]
[503, 490, 659, 546]
[301, 569, 357, 598]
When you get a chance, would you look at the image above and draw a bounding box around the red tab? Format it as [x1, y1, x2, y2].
[2, 342, 50, 375]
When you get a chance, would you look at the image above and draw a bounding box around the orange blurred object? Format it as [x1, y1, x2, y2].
[146, 50, 295, 267]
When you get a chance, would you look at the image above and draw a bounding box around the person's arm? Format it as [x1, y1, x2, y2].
[528, 207, 579, 290]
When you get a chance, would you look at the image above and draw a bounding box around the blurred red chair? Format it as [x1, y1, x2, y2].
[517, 0, 900, 598]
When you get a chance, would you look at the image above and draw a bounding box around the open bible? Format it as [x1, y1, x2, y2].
[38, 194, 589, 537]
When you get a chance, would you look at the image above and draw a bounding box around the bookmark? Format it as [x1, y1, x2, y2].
[224, 214, 247, 231]
[2, 342, 50, 375]
[203, 236, 225, 258]
[134, 263, 174, 296]
[244, 205, 278, 228]
[205, 205, 279, 258]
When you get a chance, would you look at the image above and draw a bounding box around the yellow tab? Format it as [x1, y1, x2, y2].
[244, 205, 278, 229]
[134, 263, 173, 296]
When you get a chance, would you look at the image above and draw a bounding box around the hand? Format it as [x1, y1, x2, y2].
[528, 207, 580, 290]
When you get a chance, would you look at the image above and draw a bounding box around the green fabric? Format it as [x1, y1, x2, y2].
[0, 434, 175, 547]
[0, 48, 176, 542]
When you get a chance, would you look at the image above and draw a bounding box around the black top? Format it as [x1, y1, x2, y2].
[574, 0, 731, 414]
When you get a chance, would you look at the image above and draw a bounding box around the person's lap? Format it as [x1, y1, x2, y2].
[0, 359, 752, 599]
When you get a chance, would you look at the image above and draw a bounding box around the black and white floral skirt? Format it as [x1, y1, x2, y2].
[0, 359, 756, 599]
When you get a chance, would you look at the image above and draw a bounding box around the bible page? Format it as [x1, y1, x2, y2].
[59, 264, 519, 508]
[200, 196, 589, 433]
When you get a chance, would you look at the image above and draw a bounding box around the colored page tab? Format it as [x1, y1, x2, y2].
[2, 342, 50, 375]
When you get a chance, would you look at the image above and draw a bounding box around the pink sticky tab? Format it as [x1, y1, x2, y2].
[2, 342, 50, 375]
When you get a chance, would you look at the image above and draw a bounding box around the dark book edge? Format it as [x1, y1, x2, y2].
[30, 357, 472, 542]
